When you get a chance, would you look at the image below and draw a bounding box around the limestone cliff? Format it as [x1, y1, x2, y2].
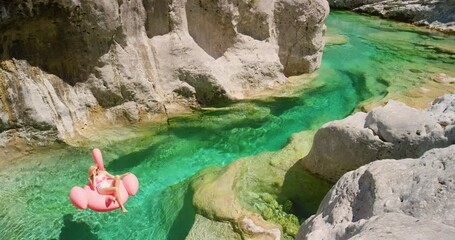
[328, 0, 455, 33]
[0, 0, 329, 150]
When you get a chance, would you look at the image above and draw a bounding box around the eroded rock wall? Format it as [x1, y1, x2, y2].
[0, 0, 329, 149]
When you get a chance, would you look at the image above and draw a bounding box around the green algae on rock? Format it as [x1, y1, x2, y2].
[186, 215, 242, 240]
[189, 131, 332, 239]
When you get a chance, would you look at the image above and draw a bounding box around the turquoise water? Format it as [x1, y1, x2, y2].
[1, 11, 454, 239]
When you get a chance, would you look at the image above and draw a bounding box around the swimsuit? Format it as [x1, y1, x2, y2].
[95, 174, 112, 189]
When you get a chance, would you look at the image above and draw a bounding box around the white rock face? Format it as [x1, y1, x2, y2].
[297, 145, 455, 240]
[0, 60, 97, 143]
[0, 0, 329, 145]
[328, 0, 455, 32]
[302, 95, 455, 182]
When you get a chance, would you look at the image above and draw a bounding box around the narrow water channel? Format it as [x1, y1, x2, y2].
[0, 11, 454, 239]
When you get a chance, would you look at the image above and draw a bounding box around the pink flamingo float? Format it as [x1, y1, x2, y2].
[69, 148, 139, 212]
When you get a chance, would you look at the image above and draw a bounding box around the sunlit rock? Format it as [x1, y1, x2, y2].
[301, 94, 455, 182]
[297, 145, 455, 240]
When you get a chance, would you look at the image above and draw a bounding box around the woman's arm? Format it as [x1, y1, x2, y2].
[101, 170, 130, 178]
[119, 172, 131, 178]
[89, 173, 96, 188]
[102, 171, 116, 179]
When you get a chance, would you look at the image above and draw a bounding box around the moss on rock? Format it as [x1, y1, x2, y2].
[188, 130, 333, 239]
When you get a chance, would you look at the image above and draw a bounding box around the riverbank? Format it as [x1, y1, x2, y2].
[328, 0, 455, 33]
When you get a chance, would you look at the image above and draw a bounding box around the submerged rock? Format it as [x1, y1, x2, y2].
[0, 0, 329, 149]
[190, 162, 283, 240]
[186, 215, 242, 240]
[328, 0, 455, 33]
[301, 94, 455, 182]
[297, 145, 455, 239]
[432, 73, 455, 84]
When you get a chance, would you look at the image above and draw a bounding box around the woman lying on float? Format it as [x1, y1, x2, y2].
[69, 148, 139, 212]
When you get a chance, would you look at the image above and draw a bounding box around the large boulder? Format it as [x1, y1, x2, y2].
[0, 0, 329, 148]
[297, 145, 455, 239]
[301, 94, 455, 182]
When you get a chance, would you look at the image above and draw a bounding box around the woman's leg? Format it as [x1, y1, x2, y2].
[98, 176, 127, 212]
[113, 175, 127, 212]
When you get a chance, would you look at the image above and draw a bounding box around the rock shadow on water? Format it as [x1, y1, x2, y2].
[144, 180, 196, 239]
[168, 105, 271, 136]
[166, 184, 196, 240]
[57, 214, 99, 240]
[278, 162, 333, 220]
[106, 142, 164, 171]
[339, 70, 388, 104]
[169, 125, 218, 139]
[250, 96, 301, 117]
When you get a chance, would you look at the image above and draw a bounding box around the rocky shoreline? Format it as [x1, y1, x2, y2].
[296, 94, 455, 239]
[187, 131, 330, 239]
[328, 0, 455, 33]
[186, 94, 455, 239]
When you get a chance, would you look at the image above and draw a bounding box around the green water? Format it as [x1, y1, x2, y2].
[1, 12, 454, 239]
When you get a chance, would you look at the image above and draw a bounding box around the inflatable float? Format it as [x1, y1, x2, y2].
[69, 148, 139, 212]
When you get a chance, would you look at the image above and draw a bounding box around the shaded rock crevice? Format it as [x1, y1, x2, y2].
[143, 0, 172, 38]
[0, 0, 123, 85]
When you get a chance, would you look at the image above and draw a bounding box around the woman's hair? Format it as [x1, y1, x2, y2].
[88, 165, 97, 177]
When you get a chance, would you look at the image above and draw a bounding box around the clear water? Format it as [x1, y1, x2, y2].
[1, 11, 454, 240]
